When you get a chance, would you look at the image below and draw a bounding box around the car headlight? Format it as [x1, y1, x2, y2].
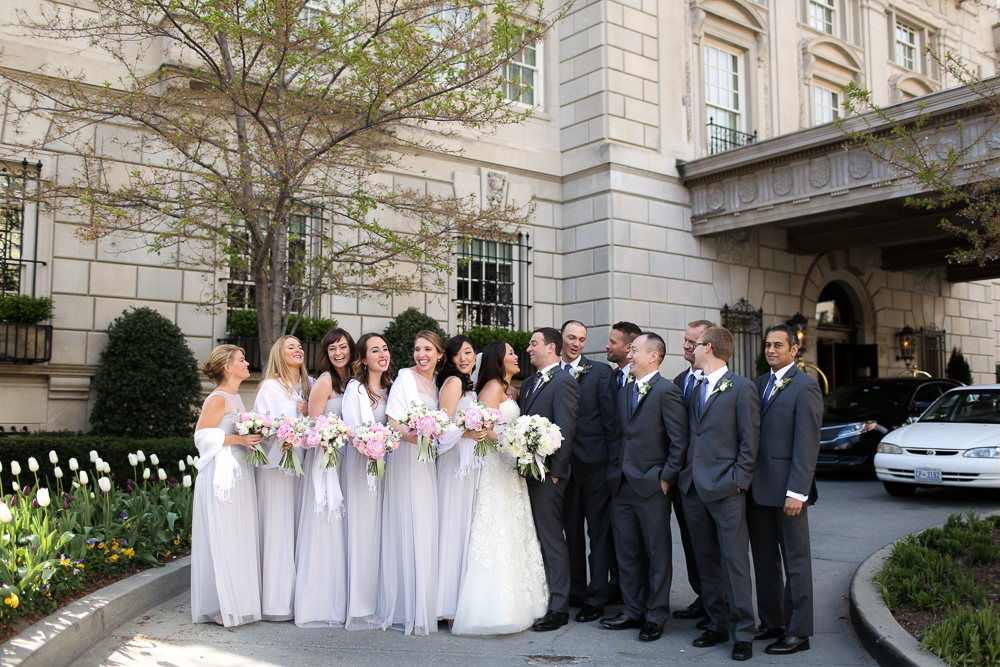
[962, 447, 1000, 458]
[841, 421, 887, 438]
[877, 443, 902, 455]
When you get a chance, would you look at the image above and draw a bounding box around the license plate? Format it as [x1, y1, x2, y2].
[915, 468, 942, 483]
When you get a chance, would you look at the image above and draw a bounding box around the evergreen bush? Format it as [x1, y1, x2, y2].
[90, 307, 202, 437]
[225, 308, 338, 341]
[0, 295, 53, 324]
[946, 348, 974, 385]
[464, 326, 532, 352]
[382, 307, 447, 377]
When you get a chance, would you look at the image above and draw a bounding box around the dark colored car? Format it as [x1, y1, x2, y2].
[818, 378, 963, 469]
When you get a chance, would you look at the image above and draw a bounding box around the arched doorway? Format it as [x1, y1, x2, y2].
[815, 281, 877, 391]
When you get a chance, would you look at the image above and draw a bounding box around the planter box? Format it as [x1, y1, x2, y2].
[218, 337, 325, 374]
[0, 322, 52, 363]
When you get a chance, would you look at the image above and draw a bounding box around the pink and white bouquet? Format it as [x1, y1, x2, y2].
[398, 401, 451, 462]
[454, 402, 504, 457]
[499, 414, 563, 481]
[353, 421, 401, 480]
[308, 413, 354, 470]
[234, 410, 276, 467]
[276, 415, 314, 477]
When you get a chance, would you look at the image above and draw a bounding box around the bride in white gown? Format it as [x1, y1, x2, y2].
[452, 341, 548, 635]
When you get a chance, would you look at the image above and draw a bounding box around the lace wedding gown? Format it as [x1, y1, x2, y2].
[451, 399, 548, 635]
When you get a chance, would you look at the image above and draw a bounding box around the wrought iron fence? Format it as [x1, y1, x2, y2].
[455, 233, 532, 333]
[917, 325, 946, 378]
[707, 118, 757, 155]
[0, 323, 52, 364]
[721, 298, 763, 379]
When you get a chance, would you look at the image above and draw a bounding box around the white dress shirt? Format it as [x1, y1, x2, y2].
[563, 356, 582, 372]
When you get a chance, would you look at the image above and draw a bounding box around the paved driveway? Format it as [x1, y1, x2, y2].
[72, 475, 1000, 666]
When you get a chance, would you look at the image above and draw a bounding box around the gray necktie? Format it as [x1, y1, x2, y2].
[684, 373, 696, 402]
[762, 373, 777, 408]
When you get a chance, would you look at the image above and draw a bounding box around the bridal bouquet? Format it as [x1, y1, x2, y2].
[454, 402, 504, 457]
[398, 401, 451, 462]
[276, 415, 314, 477]
[307, 413, 354, 470]
[233, 410, 275, 467]
[353, 421, 401, 479]
[499, 414, 563, 481]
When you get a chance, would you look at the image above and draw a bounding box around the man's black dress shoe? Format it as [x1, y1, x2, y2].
[532, 610, 569, 632]
[607, 589, 623, 605]
[673, 602, 708, 619]
[568, 595, 585, 608]
[732, 641, 753, 661]
[765, 636, 810, 655]
[696, 617, 711, 630]
[753, 624, 785, 641]
[692, 630, 729, 647]
[600, 613, 643, 630]
[638, 622, 663, 641]
[575, 604, 605, 623]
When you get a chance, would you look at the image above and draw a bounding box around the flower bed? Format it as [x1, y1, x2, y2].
[0, 443, 196, 641]
[876, 511, 1000, 666]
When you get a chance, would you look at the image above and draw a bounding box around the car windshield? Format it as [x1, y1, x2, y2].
[920, 390, 1000, 424]
[824, 383, 912, 411]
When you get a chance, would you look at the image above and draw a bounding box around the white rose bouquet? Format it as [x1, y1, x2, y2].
[398, 401, 451, 462]
[499, 414, 563, 481]
[233, 410, 276, 467]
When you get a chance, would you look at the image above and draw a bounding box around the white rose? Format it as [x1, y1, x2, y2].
[36, 488, 50, 507]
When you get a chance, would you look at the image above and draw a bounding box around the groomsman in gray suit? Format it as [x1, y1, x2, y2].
[668, 326, 759, 661]
[747, 325, 822, 655]
[601, 333, 688, 642]
[520, 327, 581, 631]
[560, 320, 617, 623]
[670, 319, 715, 624]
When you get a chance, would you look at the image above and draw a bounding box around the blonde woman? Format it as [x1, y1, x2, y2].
[191, 345, 262, 627]
[253, 335, 310, 621]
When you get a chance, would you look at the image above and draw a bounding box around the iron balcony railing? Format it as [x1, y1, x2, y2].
[707, 118, 757, 155]
[0, 322, 52, 364]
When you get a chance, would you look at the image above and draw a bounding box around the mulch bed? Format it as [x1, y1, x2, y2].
[0, 550, 190, 646]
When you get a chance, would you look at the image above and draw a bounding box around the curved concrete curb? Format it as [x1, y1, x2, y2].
[0, 556, 190, 667]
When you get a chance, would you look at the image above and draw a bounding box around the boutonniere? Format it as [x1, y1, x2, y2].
[709, 378, 733, 397]
[539, 368, 558, 386]
[774, 378, 792, 393]
[573, 364, 592, 379]
[637, 381, 651, 397]
[626, 373, 636, 384]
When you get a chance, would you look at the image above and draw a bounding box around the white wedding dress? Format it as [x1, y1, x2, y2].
[451, 399, 549, 635]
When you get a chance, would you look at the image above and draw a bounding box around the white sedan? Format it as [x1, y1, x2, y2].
[874, 385, 1000, 496]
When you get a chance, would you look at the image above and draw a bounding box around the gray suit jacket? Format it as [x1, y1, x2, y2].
[673, 367, 699, 405]
[750, 365, 823, 507]
[608, 373, 689, 498]
[672, 370, 760, 503]
[568, 356, 617, 477]
[519, 365, 581, 480]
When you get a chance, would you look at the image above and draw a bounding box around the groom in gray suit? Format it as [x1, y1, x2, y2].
[520, 327, 581, 631]
[747, 325, 822, 655]
[669, 325, 759, 661]
[602, 333, 688, 642]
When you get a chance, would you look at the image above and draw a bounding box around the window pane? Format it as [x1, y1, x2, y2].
[503, 41, 539, 106]
[813, 86, 840, 125]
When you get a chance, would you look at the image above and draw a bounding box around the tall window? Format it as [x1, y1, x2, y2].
[503, 42, 539, 106]
[813, 86, 840, 124]
[455, 235, 531, 332]
[705, 45, 741, 132]
[808, 0, 835, 34]
[0, 171, 24, 297]
[895, 21, 917, 70]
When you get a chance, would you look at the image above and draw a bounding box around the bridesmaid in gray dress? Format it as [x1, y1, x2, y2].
[294, 329, 356, 628]
[191, 345, 262, 627]
[340, 333, 393, 630]
[435, 335, 487, 623]
[379, 331, 445, 635]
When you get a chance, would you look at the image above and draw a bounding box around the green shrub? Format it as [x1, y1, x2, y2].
[465, 326, 532, 352]
[0, 295, 53, 324]
[90, 308, 202, 437]
[382, 307, 447, 377]
[226, 309, 338, 342]
[922, 604, 1000, 666]
[227, 309, 259, 338]
[947, 348, 974, 385]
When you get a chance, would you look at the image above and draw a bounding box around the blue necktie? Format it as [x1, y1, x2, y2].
[618, 370, 625, 389]
[762, 373, 776, 408]
[696, 380, 706, 417]
[523, 371, 543, 405]
[629, 382, 639, 415]
[683, 373, 696, 402]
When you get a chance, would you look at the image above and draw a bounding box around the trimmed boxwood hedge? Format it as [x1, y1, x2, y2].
[0, 433, 197, 491]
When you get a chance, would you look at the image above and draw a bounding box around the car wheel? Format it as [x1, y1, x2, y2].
[883, 481, 916, 497]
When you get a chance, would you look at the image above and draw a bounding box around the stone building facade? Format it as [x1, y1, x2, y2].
[1, 0, 999, 430]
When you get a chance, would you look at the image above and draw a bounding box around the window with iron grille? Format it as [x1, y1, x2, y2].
[918, 325, 946, 378]
[721, 298, 763, 379]
[455, 234, 531, 332]
[808, 0, 835, 34]
[0, 170, 24, 297]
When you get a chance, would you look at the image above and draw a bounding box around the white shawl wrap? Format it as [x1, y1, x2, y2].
[436, 378, 479, 479]
[194, 428, 242, 502]
[342, 379, 379, 496]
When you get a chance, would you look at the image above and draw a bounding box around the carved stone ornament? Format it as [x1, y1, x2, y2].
[707, 186, 725, 211]
[913, 268, 938, 295]
[773, 171, 793, 196]
[738, 178, 758, 204]
[935, 136, 960, 161]
[717, 230, 757, 266]
[485, 170, 508, 208]
[848, 152, 872, 180]
[809, 160, 831, 189]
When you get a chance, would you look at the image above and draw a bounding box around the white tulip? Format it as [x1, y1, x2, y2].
[89, 450, 98, 462]
[68, 458, 79, 471]
[186, 455, 194, 465]
[0, 504, 11, 524]
[102, 461, 111, 474]
[150, 454, 159, 466]
[178, 460, 186, 472]
[10, 461, 20, 476]
[48, 451, 58, 465]
[79, 471, 89, 485]
[157, 469, 167, 481]
[182, 475, 192, 488]
[90, 492, 95, 499]
[53, 467, 63, 479]
[193, 456, 200, 466]
[28, 458, 39, 473]
[98, 477, 112, 493]
[36, 488, 50, 507]
[94, 457, 104, 471]
[136, 450, 146, 463]
[72, 481, 80, 490]
[128, 454, 138, 467]
[143, 468, 151, 480]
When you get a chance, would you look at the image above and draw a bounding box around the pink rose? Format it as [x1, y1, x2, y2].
[305, 429, 322, 448]
[260, 415, 273, 427]
[277, 421, 295, 442]
[315, 415, 330, 430]
[241, 413, 253, 422]
[464, 407, 483, 430]
[367, 438, 387, 459]
[416, 415, 437, 436]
